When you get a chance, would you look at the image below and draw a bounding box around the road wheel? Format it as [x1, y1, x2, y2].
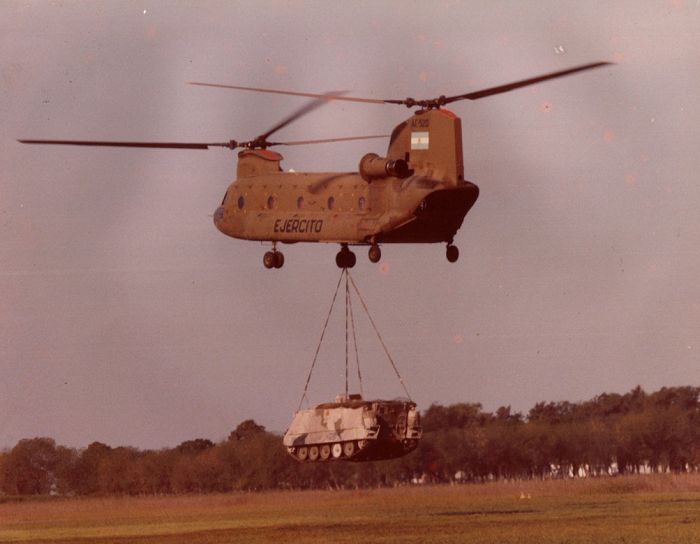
[297, 446, 308, 461]
[263, 251, 276, 269]
[320, 444, 331, 460]
[308, 446, 319, 461]
[368, 244, 381, 263]
[343, 441, 356, 458]
[331, 443, 343, 459]
[403, 439, 417, 451]
[274, 251, 284, 268]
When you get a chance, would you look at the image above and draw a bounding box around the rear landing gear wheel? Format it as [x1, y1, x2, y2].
[446, 244, 459, 263]
[368, 244, 381, 263]
[274, 251, 284, 269]
[335, 245, 356, 269]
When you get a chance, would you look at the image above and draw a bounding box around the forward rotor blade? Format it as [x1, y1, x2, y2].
[256, 91, 359, 143]
[445, 61, 612, 103]
[188, 82, 389, 104]
[17, 139, 237, 150]
[269, 134, 390, 146]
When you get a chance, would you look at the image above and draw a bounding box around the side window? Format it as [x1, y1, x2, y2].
[267, 195, 276, 209]
[358, 196, 366, 210]
[327, 196, 335, 210]
[237, 196, 245, 209]
[297, 196, 305, 209]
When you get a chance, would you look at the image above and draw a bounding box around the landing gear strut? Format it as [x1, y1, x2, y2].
[368, 244, 381, 263]
[446, 244, 459, 263]
[263, 243, 284, 269]
[336, 244, 356, 269]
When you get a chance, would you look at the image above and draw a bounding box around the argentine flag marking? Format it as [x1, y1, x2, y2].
[411, 132, 429, 150]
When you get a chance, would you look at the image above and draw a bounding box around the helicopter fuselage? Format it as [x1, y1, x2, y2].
[18, 61, 612, 268]
[214, 108, 480, 265]
[213, 167, 478, 246]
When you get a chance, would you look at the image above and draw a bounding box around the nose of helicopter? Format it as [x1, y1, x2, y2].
[213, 206, 225, 230]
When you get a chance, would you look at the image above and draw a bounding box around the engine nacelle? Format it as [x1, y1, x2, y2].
[359, 153, 410, 182]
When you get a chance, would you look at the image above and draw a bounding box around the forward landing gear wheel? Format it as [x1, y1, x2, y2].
[320, 444, 331, 460]
[263, 251, 276, 269]
[331, 443, 343, 459]
[368, 244, 381, 263]
[263, 250, 284, 269]
[335, 246, 356, 268]
[446, 244, 459, 263]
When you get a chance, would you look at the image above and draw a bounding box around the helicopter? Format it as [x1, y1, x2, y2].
[19, 61, 611, 269]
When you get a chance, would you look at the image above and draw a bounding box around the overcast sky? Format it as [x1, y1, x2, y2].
[2, 1, 699, 449]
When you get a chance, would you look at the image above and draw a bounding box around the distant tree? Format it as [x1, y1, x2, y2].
[1, 437, 76, 495]
[70, 441, 112, 495]
[422, 403, 484, 431]
[649, 386, 700, 411]
[137, 449, 175, 494]
[96, 447, 142, 495]
[0, 450, 7, 493]
[176, 439, 215, 455]
[521, 421, 555, 478]
[172, 447, 232, 493]
[229, 420, 266, 441]
[484, 409, 527, 479]
[220, 430, 290, 490]
[620, 385, 647, 413]
[527, 401, 575, 424]
[4, 384, 700, 496]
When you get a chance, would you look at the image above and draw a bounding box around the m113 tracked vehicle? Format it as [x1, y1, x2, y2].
[283, 394, 422, 462]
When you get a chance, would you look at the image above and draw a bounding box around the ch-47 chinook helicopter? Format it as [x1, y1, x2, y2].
[19, 61, 611, 269]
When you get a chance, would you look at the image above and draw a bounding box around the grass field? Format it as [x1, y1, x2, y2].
[2, 474, 700, 543]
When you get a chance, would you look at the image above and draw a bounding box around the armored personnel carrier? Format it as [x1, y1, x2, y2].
[283, 394, 422, 462]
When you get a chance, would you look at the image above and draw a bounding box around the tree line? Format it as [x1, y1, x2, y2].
[2, 386, 699, 496]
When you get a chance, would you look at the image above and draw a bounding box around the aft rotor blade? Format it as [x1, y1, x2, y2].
[188, 82, 390, 104]
[270, 134, 390, 146]
[445, 61, 612, 102]
[17, 139, 237, 149]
